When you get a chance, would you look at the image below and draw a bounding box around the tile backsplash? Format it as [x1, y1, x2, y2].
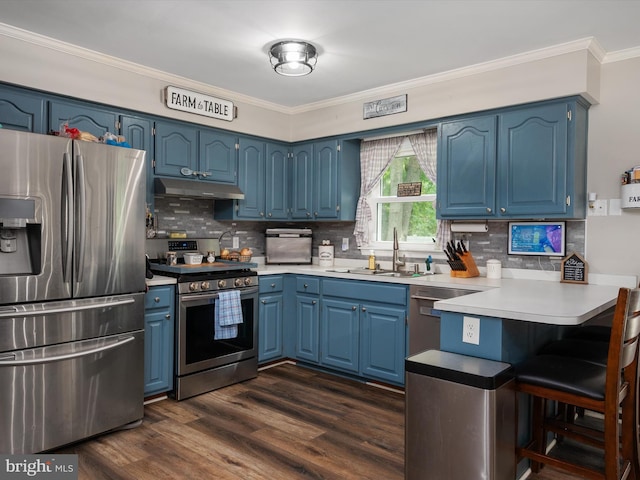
[152, 197, 585, 271]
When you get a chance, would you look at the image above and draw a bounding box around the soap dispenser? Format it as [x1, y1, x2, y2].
[368, 250, 376, 270]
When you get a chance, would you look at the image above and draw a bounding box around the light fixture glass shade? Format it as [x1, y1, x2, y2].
[269, 41, 317, 76]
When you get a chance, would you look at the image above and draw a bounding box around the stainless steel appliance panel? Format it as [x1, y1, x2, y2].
[0, 330, 144, 454]
[0, 131, 69, 303]
[0, 293, 144, 352]
[72, 140, 146, 298]
[265, 228, 312, 264]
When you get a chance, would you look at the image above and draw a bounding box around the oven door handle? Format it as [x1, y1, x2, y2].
[179, 286, 259, 303]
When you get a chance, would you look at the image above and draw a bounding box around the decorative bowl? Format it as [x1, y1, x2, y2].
[183, 253, 203, 265]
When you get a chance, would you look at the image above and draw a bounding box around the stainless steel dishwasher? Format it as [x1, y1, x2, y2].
[408, 285, 478, 355]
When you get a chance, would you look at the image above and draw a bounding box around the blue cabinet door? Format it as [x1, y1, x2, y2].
[121, 115, 154, 208]
[154, 120, 198, 178]
[265, 141, 289, 219]
[144, 285, 175, 396]
[236, 137, 266, 219]
[295, 294, 320, 363]
[0, 86, 46, 133]
[321, 298, 360, 373]
[360, 303, 406, 384]
[437, 115, 497, 218]
[49, 100, 118, 139]
[199, 129, 238, 184]
[290, 143, 314, 219]
[258, 293, 284, 363]
[314, 139, 340, 219]
[497, 102, 569, 217]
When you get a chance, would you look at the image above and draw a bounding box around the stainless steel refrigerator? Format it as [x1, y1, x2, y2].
[0, 129, 147, 454]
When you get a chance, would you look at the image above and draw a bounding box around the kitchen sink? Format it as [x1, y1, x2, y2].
[325, 268, 425, 278]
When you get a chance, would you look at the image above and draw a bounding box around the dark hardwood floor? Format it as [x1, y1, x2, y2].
[57, 363, 583, 479]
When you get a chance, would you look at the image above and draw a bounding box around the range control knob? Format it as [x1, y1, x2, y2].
[234, 278, 243, 287]
[217, 279, 226, 289]
[244, 277, 253, 286]
[189, 282, 199, 292]
[200, 281, 210, 290]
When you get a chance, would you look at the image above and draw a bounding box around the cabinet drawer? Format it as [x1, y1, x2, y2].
[296, 276, 320, 294]
[145, 286, 174, 310]
[323, 279, 407, 305]
[259, 275, 284, 293]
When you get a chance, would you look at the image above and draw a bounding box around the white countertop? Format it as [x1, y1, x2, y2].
[255, 260, 635, 326]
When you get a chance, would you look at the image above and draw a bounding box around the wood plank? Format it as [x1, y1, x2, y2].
[55, 363, 584, 480]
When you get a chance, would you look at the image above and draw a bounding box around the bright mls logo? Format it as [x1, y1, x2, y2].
[0, 455, 77, 479]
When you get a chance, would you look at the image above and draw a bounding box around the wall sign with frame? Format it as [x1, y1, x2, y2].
[397, 182, 422, 197]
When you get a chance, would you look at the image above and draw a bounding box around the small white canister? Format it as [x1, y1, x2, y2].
[486, 259, 502, 279]
[318, 244, 335, 267]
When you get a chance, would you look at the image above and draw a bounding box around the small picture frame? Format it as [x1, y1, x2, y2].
[561, 252, 588, 284]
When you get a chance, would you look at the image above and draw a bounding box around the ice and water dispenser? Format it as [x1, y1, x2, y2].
[0, 197, 41, 275]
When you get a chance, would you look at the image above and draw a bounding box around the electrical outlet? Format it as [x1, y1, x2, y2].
[462, 316, 480, 345]
[232, 236, 239, 249]
[588, 199, 608, 216]
[342, 238, 349, 251]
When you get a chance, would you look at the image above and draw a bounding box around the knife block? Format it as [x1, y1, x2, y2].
[450, 252, 480, 278]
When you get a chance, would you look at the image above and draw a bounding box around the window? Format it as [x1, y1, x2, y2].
[365, 136, 437, 253]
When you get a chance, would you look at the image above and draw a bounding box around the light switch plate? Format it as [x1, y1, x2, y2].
[588, 199, 608, 216]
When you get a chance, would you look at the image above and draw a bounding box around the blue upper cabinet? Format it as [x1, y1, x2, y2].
[49, 100, 118, 138]
[236, 137, 266, 219]
[154, 120, 198, 177]
[199, 129, 237, 184]
[437, 98, 588, 219]
[290, 139, 360, 221]
[0, 85, 46, 133]
[265, 141, 289, 219]
[437, 115, 497, 217]
[290, 142, 314, 219]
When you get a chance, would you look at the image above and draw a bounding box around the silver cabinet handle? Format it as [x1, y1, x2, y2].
[261, 300, 266, 304]
[312, 300, 317, 305]
[270, 283, 276, 288]
[154, 297, 161, 303]
[500, 207, 506, 213]
[486, 207, 492, 213]
[352, 306, 357, 311]
[362, 307, 367, 312]
[165, 314, 171, 319]
[304, 284, 308, 288]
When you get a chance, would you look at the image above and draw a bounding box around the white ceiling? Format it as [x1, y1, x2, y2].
[2, 0, 640, 110]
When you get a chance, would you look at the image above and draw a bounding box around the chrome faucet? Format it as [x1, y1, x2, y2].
[392, 227, 405, 272]
[218, 230, 233, 246]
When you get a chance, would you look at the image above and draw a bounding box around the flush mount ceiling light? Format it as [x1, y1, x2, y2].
[269, 40, 317, 77]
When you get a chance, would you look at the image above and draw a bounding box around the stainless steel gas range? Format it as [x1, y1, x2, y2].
[149, 239, 259, 400]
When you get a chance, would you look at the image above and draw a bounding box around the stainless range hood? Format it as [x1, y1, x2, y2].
[154, 178, 244, 199]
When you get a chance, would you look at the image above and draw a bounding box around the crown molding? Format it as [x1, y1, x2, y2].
[603, 45, 640, 64]
[0, 23, 291, 114]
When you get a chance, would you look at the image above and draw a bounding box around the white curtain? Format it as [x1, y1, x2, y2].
[408, 130, 451, 249]
[353, 137, 404, 247]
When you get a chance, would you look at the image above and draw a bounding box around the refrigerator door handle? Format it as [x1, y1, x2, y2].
[0, 335, 136, 366]
[0, 296, 136, 318]
[62, 151, 74, 284]
[75, 153, 86, 283]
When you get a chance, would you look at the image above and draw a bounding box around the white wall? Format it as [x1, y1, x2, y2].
[586, 57, 640, 276]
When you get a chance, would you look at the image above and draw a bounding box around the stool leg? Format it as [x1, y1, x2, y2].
[531, 396, 546, 473]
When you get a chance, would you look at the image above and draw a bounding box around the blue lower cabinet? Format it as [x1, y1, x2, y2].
[258, 293, 284, 362]
[360, 303, 406, 384]
[295, 294, 320, 363]
[321, 298, 360, 373]
[144, 285, 175, 396]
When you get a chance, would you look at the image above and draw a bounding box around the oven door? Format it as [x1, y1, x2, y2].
[176, 286, 258, 377]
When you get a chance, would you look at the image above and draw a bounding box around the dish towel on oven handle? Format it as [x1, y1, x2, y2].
[214, 290, 243, 340]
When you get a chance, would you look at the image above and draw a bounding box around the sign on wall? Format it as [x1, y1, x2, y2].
[363, 94, 407, 119]
[165, 86, 235, 122]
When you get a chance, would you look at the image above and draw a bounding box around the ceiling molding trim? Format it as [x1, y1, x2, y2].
[603, 45, 640, 64]
[0, 23, 292, 114]
[290, 37, 599, 114]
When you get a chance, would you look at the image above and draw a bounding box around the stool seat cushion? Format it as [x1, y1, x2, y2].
[537, 338, 609, 366]
[515, 354, 606, 400]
